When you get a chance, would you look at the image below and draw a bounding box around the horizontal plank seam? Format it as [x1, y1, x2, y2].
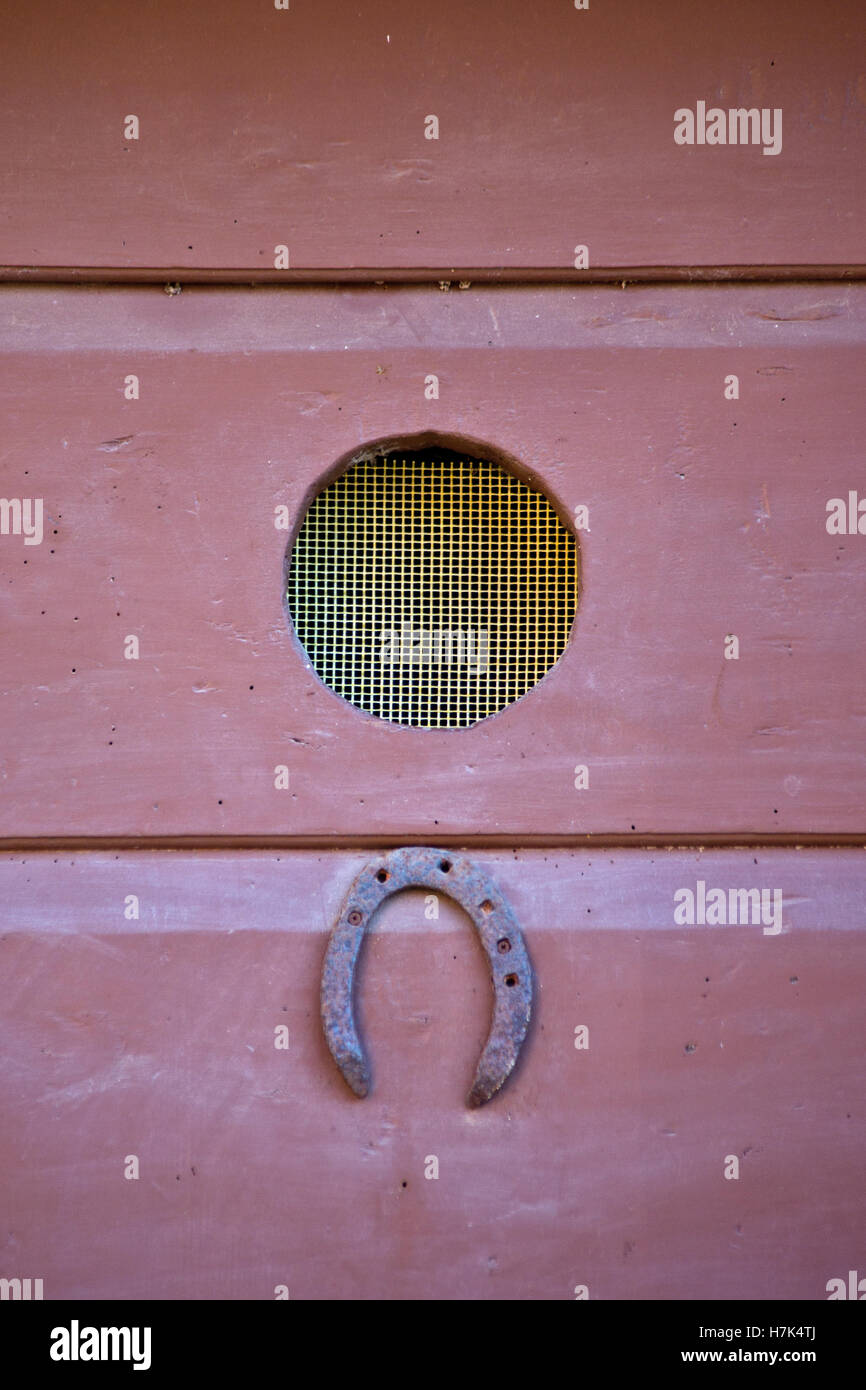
[1, 265, 866, 288]
[1, 836, 865, 853]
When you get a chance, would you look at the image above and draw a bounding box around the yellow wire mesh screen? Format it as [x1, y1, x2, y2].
[286, 449, 578, 728]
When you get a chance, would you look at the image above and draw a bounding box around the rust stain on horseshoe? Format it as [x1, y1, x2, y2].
[320, 847, 533, 1107]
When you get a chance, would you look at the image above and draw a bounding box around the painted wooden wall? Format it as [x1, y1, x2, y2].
[1, 0, 863, 1306]
[1, 284, 864, 839]
[0, 0, 864, 276]
[2, 849, 864, 1299]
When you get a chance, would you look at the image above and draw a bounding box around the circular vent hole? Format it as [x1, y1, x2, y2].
[286, 445, 579, 727]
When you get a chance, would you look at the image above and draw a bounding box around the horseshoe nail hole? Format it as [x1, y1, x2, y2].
[497, 938, 512, 953]
[439, 859, 452, 873]
[375, 869, 390, 883]
[347, 910, 363, 926]
[504, 974, 518, 987]
[401, 1181, 408, 1188]
[480, 899, 494, 914]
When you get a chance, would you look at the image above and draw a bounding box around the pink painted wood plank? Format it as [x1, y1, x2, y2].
[1, 285, 864, 837]
[0, 0, 863, 273]
[0, 848, 863, 1300]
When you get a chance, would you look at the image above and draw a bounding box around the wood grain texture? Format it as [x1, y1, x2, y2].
[0, 0, 863, 274]
[1, 848, 863, 1300]
[1, 284, 864, 838]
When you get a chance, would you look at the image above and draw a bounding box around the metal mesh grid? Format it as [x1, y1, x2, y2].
[286, 448, 578, 728]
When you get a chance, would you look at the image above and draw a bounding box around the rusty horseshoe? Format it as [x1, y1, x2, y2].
[320, 847, 533, 1107]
